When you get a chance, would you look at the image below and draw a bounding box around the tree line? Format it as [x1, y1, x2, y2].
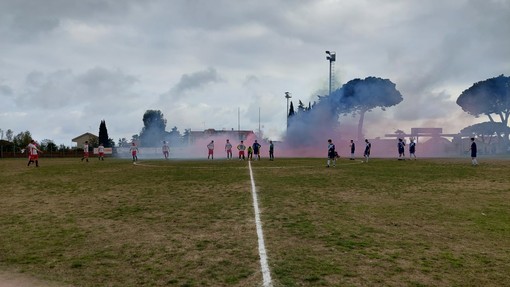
[287, 74, 510, 150]
[0, 120, 114, 154]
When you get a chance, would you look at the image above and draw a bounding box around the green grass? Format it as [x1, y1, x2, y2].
[1, 157, 509, 286]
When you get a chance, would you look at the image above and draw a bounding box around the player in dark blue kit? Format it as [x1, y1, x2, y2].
[409, 138, 416, 160]
[364, 139, 371, 162]
[327, 139, 336, 167]
[269, 140, 274, 161]
[350, 139, 355, 160]
[470, 137, 478, 166]
[252, 140, 261, 160]
[398, 138, 406, 160]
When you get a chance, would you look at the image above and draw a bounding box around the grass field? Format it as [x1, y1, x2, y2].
[1, 157, 509, 286]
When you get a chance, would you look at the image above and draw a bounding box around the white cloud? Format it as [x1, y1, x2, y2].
[60, 20, 112, 44]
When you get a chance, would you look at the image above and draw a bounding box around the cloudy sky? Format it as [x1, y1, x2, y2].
[1, 0, 509, 146]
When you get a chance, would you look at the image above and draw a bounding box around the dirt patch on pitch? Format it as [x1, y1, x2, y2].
[0, 270, 67, 287]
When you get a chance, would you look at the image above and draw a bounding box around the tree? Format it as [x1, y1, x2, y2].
[288, 99, 315, 126]
[166, 126, 181, 146]
[139, 110, 167, 146]
[287, 101, 296, 129]
[182, 129, 192, 145]
[461, 121, 510, 136]
[118, 138, 129, 147]
[283, 77, 402, 147]
[12, 131, 32, 148]
[0, 139, 14, 156]
[288, 101, 295, 117]
[6, 129, 13, 141]
[457, 75, 510, 126]
[98, 120, 113, 147]
[457, 75, 510, 148]
[334, 77, 403, 140]
[0, 128, 3, 140]
[298, 100, 306, 113]
[461, 122, 510, 149]
[58, 144, 70, 152]
[40, 139, 58, 152]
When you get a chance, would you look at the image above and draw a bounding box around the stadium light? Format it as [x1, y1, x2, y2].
[326, 51, 336, 96]
[285, 92, 292, 128]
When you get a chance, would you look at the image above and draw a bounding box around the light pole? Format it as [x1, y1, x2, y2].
[326, 51, 336, 96]
[285, 92, 292, 128]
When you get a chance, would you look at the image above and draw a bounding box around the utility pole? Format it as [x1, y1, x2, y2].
[258, 107, 261, 137]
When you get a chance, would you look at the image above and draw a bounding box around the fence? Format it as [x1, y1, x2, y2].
[0, 145, 119, 158]
[0, 145, 92, 158]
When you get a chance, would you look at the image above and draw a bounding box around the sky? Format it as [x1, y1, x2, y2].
[0, 0, 509, 146]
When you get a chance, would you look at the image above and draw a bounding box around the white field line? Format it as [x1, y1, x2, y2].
[248, 161, 273, 287]
[131, 162, 167, 168]
[132, 162, 225, 169]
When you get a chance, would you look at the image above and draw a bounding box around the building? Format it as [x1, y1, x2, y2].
[72, 132, 98, 148]
[384, 127, 463, 156]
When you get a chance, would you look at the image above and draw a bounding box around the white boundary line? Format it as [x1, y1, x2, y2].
[248, 161, 273, 287]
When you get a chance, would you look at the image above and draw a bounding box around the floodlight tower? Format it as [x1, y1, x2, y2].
[285, 92, 292, 128]
[325, 51, 336, 96]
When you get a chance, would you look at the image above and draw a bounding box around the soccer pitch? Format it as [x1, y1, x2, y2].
[1, 157, 509, 286]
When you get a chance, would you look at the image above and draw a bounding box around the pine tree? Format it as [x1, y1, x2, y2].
[288, 101, 295, 117]
[99, 120, 110, 147]
[298, 100, 306, 113]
